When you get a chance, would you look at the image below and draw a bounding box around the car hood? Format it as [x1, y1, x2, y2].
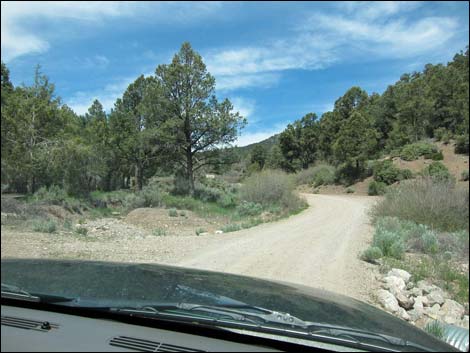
[1, 259, 458, 351]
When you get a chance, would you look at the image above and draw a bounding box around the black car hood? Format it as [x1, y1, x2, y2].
[1, 259, 457, 351]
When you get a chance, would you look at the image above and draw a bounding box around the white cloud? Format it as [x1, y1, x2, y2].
[216, 73, 280, 92]
[305, 11, 459, 59]
[1, 1, 223, 61]
[235, 125, 285, 147]
[230, 97, 255, 121]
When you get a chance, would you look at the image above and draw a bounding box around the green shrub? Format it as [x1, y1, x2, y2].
[153, 227, 167, 236]
[398, 169, 414, 180]
[454, 135, 469, 155]
[461, 170, 469, 181]
[373, 160, 401, 185]
[216, 193, 237, 208]
[140, 185, 162, 207]
[433, 128, 448, 142]
[75, 226, 88, 236]
[195, 228, 207, 236]
[424, 321, 445, 340]
[63, 219, 73, 230]
[33, 185, 68, 204]
[422, 161, 452, 182]
[372, 228, 404, 259]
[236, 201, 263, 216]
[421, 230, 439, 254]
[168, 208, 178, 217]
[361, 246, 383, 263]
[346, 187, 355, 193]
[400, 142, 438, 161]
[424, 151, 444, 161]
[240, 170, 305, 212]
[389, 241, 406, 259]
[368, 181, 387, 196]
[293, 164, 336, 186]
[371, 178, 469, 232]
[312, 166, 336, 187]
[32, 218, 57, 233]
[122, 193, 146, 211]
[221, 224, 242, 233]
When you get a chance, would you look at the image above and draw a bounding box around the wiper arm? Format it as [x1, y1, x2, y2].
[110, 303, 432, 351]
[1, 283, 76, 304]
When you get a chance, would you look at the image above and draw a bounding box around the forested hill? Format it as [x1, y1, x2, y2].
[1, 43, 468, 197]
[248, 47, 469, 175]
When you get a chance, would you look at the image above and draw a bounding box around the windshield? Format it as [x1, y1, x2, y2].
[1, 1, 469, 352]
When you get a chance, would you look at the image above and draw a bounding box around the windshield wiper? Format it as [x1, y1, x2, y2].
[108, 303, 433, 351]
[1, 283, 76, 304]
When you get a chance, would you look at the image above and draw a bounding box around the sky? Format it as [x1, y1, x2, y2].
[2, 1, 469, 146]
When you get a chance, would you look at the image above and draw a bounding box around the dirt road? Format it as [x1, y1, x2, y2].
[1, 194, 380, 302]
[177, 194, 380, 301]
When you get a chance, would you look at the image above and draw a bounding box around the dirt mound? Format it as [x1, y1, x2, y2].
[124, 208, 223, 236]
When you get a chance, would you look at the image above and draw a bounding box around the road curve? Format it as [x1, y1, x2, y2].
[177, 194, 379, 301]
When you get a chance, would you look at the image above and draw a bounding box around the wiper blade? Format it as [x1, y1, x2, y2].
[1, 283, 75, 304]
[109, 303, 432, 351]
[110, 303, 308, 327]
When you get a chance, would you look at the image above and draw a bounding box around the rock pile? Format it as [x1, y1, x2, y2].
[376, 268, 469, 330]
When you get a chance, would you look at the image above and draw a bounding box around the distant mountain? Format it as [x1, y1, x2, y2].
[234, 134, 280, 158]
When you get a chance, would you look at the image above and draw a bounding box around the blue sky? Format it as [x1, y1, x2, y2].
[2, 1, 469, 146]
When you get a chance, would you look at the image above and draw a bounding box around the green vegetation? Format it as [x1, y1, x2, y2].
[195, 228, 207, 236]
[399, 142, 439, 161]
[221, 224, 242, 233]
[361, 246, 384, 264]
[75, 226, 88, 236]
[372, 160, 413, 185]
[346, 187, 355, 194]
[240, 170, 307, 214]
[153, 227, 167, 236]
[461, 170, 469, 181]
[31, 218, 57, 233]
[424, 321, 445, 340]
[168, 208, 178, 217]
[454, 134, 469, 155]
[371, 178, 469, 232]
[368, 181, 387, 196]
[421, 161, 453, 182]
[293, 164, 336, 187]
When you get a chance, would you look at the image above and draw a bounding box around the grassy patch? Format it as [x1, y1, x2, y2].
[168, 208, 178, 217]
[371, 178, 469, 232]
[75, 226, 88, 236]
[195, 228, 207, 236]
[153, 227, 167, 236]
[221, 223, 242, 233]
[31, 218, 57, 233]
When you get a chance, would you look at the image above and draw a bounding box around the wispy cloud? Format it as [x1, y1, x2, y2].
[230, 97, 256, 121]
[66, 74, 140, 115]
[1, 1, 223, 62]
[206, 33, 337, 92]
[235, 123, 286, 147]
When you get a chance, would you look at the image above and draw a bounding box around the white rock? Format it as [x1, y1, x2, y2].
[414, 296, 429, 311]
[198, 232, 210, 236]
[388, 269, 412, 283]
[382, 276, 406, 293]
[215, 230, 223, 234]
[408, 309, 424, 322]
[427, 289, 445, 306]
[377, 289, 400, 313]
[409, 287, 423, 298]
[439, 299, 465, 324]
[398, 307, 411, 321]
[424, 304, 441, 320]
[417, 280, 434, 294]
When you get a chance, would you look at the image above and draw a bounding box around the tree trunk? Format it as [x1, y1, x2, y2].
[135, 162, 143, 191]
[186, 148, 194, 196]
